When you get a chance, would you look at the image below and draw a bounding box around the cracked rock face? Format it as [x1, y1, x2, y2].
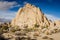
[11, 3, 50, 29]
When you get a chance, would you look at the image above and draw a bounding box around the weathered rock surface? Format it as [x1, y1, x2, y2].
[11, 3, 50, 29]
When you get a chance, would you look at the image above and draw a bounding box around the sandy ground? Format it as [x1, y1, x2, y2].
[49, 32, 60, 40]
[36, 32, 60, 40]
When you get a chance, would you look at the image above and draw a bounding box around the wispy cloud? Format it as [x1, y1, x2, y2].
[45, 14, 60, 21]
[0, 11, 16, 19]
[0, 1, 20, 19]
[0, 1, 20, 10]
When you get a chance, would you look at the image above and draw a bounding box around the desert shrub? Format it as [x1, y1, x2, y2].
[0, 29, 3, 34]
[24, 25, 28, 28]
[2, 26, 9, 30]
[0, 24, 8, 34]
[43, 25, 48, 29]
[9, 27, 16, 32]
[34, 23, 39, 28]
[11, 29, 16, 32]
[14, 26, 21, 31]
[9, 25, 21, 32]
[24, 27, 39, 32]
[24, 28, 33, 32]
[0, 25, 2, 29]
[0, 23, 9, 30]
[41, 25, 48, 29]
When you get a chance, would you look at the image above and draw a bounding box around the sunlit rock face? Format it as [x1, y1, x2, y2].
[11, 3, 50, 29]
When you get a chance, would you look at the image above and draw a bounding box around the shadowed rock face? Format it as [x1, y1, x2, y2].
[11, 3, 50, 28]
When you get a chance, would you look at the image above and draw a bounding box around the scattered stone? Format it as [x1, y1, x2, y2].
[44, 30, 52, 35]
[2, 33, 13, 39]
[15, 37, 21, 40]
[48, 38, 54, 40]
[42, 28, 47, 33]
[34, 31, 40, 36]
[3, 30, 8, 33]
[42, 36, 48, 39]
[15, 31, 21, 36]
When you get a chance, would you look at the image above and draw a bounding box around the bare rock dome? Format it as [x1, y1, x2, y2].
[11, 3, 50, 29]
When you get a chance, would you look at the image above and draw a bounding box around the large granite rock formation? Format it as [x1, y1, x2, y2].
[11, 3, 60, 29]
[11, 3, 50, 29]
[12, 4, 49, 28]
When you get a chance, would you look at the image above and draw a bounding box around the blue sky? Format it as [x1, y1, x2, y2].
[0, 0, 60, 21]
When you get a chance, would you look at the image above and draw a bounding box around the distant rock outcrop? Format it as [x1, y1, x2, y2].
[55, 20, 60, 27]
[11, 3, 50, 29]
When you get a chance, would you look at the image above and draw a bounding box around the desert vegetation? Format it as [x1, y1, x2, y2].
[0, 22, 60, 40]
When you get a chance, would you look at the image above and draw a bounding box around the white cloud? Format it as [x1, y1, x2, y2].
[0, 1, 20, 19]
[0, 1, 20, 10]
[45, 14, 60, 21]
[0, 11, 17, 19]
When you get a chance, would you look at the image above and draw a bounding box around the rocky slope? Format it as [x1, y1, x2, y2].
[11, 3, 50, 29]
